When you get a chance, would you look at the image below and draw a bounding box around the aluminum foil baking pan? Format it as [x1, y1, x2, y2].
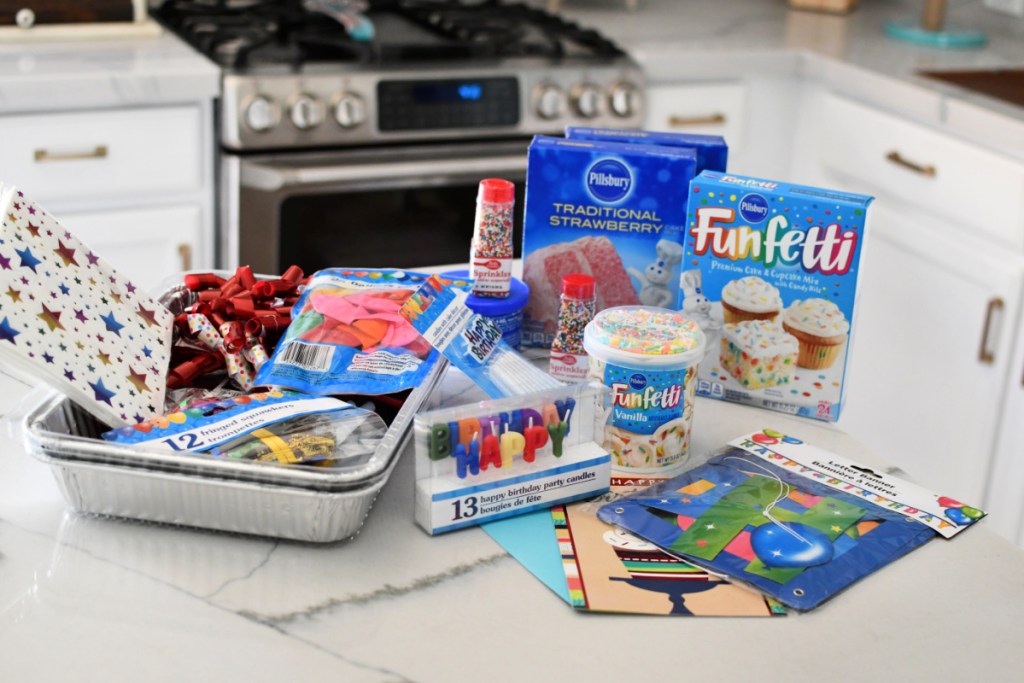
[23, 357, 446, 542]
[20, 273, 448, 542]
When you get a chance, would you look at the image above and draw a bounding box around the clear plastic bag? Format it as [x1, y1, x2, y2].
[102, 390, 386, 469]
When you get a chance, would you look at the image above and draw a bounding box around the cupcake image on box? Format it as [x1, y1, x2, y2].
[719, 320, 799, 389]
[720, 276, 782, 324]
[782, 298, 850, 369]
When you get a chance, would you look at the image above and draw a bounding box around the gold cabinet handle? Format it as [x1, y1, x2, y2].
[668, 113, 726, 128]
[178, 243, 193, 272]
[885, 150, 936, 177]
[978, 297, 1004, 364]
[34, 145, 108, 162]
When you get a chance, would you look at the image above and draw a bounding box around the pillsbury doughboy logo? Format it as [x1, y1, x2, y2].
[586, 158, 632, 202]
[629, 373, 647, 390]
[739, 193, 769, 223]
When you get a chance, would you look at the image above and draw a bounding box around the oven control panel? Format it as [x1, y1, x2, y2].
[221, 60, 645, 151]
[377, 77, 520, 132]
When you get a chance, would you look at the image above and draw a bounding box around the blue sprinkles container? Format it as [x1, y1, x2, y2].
[442, 270, 529, 350]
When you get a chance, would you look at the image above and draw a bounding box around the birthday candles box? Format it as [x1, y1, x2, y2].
[413, 380, 611, 535]
[520, 136, 698, 347]
[681, 170, 873, 421]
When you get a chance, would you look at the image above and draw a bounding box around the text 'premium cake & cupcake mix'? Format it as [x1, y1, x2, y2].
[681, 171, 873, 422]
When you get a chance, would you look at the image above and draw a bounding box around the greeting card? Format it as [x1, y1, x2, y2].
[0, 183, 173, 427]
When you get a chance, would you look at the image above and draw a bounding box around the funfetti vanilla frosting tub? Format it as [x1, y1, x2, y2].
[584, 306, 706, 474]
[681, 171, 873, 422]
[521, 136, 698, 348]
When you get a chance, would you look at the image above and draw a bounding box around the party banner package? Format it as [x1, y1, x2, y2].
[681, 171, 874, 421]
[520, 136, 698, 347]
[598, 429, 984, 610]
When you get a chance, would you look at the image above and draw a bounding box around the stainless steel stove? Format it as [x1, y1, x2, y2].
[156, 0, 645, 272]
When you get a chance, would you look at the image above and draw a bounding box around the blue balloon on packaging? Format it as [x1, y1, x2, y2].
[945, 507, 975, 525]
[751, 522, 835, 568]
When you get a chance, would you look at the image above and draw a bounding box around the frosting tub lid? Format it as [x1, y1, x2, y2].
[583, 306, 706, 366]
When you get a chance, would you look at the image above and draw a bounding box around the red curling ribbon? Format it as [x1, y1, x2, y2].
[220, 279, 244, 298]
[174, 314, 192, 335]
[166, 351, 224, 389]
[243, 317, 265, 339]
[222, 321, 246, 354]
[167, 265, 305, 389]
[183, 273, 226, 291]
[281, 265, 304, 285]
[236, 265, 257, 290]
[209, 310, 228, 328]
[251, 313, 291, 333]
[251, 280, 276, 298]
[226, 296, 257, 318]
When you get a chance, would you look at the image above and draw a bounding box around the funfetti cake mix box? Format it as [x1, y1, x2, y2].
[521, 135, 697, 347]
[682, 170, 873, 422]
[565, 127, 728, 174]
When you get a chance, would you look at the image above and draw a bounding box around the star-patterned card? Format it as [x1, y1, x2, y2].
[0, 183, 173, 427]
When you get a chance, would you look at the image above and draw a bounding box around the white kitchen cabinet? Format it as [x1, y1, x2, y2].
[0, 106, 203, 204]
[0, 102, 214, 288]
[646, 81, 747, 148]
[56, 204, 202, 292]
[838, 203, 1024, 503]
[644, 76, 803, 178]
[792, 87, 1024, 538]
[985, 318, 1024, 546]
[806, 92, 1024, 249]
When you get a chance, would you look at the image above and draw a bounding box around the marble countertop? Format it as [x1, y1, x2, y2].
[0, 29, 219, 114]
[543, 0, 1024, 158]
[1, 369, 1022, 682]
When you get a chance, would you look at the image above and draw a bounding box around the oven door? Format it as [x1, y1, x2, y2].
[226, 140, 529, 274]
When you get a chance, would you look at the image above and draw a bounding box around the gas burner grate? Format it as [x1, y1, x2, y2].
[155, 0, 626, 70]
[392, 0, 624, 59]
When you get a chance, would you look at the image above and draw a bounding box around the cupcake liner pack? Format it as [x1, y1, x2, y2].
[680, 171, 874, 422]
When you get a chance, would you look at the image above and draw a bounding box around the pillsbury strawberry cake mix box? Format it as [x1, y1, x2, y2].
[521, 135, 698, 348]
[681, 170, 873, 422]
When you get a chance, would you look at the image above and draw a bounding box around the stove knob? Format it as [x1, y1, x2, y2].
[333, 92, 366, 129]
[289, 93, 325, 130]
[533, 84, 566, 120]
[609, 82, 642, 118]
[571, 83, 603, 119]
[242, 95, 280, 134]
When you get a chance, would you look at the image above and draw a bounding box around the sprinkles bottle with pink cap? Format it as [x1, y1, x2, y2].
[469, 178, 515, 298]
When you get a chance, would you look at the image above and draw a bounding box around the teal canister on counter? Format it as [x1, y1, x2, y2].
[440, 270, 530, 349]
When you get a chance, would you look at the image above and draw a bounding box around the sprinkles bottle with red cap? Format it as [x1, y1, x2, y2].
[470, 178, 515, 298]
[549, 273, 596, 381]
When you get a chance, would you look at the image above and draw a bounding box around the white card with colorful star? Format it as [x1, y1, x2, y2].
[0, 183, 173, 427]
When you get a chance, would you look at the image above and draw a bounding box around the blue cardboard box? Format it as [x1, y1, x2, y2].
[521, 135, 698, 347]
[682, 171, 873, 422]
[565, 127, 728, 174]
